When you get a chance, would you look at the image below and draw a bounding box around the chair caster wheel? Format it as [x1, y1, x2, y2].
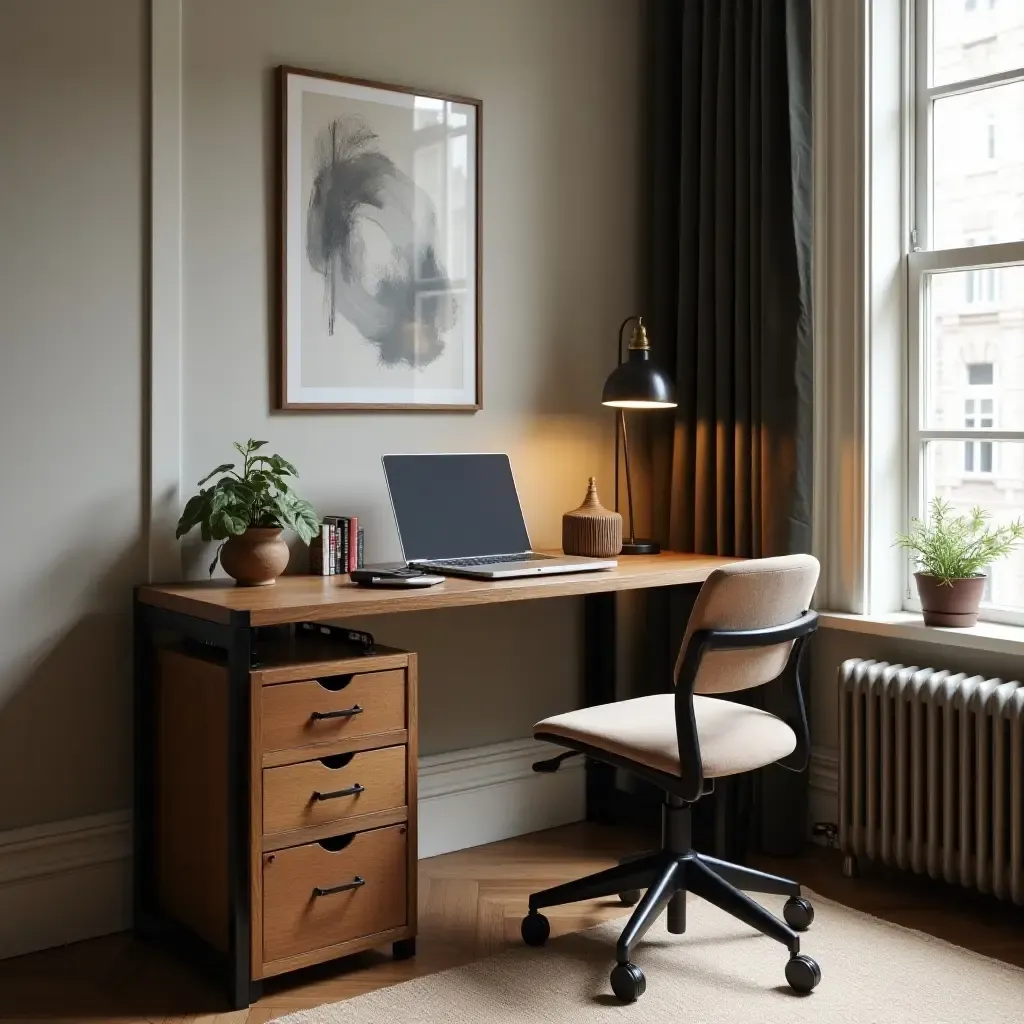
[618, 889, 641, 907]
[610, 961, 646, 1002]
[783, 896, 814, 931]
[520, 911, 550, 947]
[785, 953, 821, 993]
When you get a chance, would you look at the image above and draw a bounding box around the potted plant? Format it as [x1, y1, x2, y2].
[176, 439, 320, 586]
[896, 497, 1024, 627]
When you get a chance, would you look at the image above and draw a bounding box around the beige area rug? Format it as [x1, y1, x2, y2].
[273, 892, 1024, 1023]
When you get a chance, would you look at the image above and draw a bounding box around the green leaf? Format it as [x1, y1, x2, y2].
[197, 463, 235, 486]
[208, 541, 226, 577]
[254, 453, 297, 477]
[176, 491, 210, 537]
[248, 439, 269, 451]
[291, 501, 321, 545]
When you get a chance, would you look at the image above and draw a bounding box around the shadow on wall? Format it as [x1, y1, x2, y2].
[0, 539, 144, 831]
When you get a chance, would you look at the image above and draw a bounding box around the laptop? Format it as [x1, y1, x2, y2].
[382, 453, 618, 579]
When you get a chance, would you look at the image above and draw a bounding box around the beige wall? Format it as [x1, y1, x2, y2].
[0, 0, 642, 837]
[179, 0, 642, 755]
[810, 628, 1024, 756]
[0, 0, 145, 830]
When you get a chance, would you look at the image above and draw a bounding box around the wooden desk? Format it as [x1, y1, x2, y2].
[134, 552, 732, 1007]
[138, 552, 732, 625]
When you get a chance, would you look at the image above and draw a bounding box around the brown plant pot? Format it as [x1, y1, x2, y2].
[219, 527, 289, 586]
[914, 572, 986, 627]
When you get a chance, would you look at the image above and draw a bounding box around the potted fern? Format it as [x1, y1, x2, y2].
[896, 497, 1024, 626]
[176, 439, 320, 586]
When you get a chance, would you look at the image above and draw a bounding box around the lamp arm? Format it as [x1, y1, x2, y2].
[613, 316, 638, 517]
[617, 315, 638, 363]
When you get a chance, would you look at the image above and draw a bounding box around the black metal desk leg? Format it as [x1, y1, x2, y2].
[584, 591, 616, 822]
[225, 615, 253, 1010]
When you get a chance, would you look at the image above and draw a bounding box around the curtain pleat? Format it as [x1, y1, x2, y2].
[645, 0, 813, 857]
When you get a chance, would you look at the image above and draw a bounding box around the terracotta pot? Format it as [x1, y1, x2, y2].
[914, 572, 986, 627]
[220, 527, 289, 586]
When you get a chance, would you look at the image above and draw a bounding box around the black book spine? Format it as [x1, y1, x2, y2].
[357, 527, 365, 569]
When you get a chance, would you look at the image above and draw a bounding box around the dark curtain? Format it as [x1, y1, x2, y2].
[644, 0, 814, 857]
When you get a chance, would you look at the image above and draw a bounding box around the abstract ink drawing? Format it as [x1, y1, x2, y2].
[305, 116, 458, 368]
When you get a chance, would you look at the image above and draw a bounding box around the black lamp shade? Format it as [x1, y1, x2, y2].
[601, 350, 677, 408]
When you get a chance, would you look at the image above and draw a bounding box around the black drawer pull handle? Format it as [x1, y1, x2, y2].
[313, 876, 365, 897]
[313, 783, 365, 801]
[311, 704, 364, 721]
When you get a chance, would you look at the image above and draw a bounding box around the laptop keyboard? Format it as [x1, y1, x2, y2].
[426, 553, 553, 567]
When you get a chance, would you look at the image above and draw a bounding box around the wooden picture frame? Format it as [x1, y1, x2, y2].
[278, 66, 482, 411]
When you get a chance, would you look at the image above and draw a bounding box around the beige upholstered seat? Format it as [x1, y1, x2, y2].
[535, 693, 796, 778]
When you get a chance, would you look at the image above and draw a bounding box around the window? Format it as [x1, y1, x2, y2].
[963, 362, 995, 474]
[909, 0, 1024, 623]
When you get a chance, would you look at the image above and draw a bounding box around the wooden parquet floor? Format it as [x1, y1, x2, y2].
[1, 822, 1023, 1023]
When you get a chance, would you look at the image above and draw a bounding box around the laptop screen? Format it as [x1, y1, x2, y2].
[383, 454, 532, 562]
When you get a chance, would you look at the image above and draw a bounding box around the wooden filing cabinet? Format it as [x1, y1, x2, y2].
[151, 638, 417, 993]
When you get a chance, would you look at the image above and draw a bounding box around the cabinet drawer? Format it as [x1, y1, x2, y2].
[262, 670, 405, 753]
[262, 824, 407, 963]
[263, 746, 406, 836]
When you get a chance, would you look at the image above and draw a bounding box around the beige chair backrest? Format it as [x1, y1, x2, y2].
[673, 554, 820, 695]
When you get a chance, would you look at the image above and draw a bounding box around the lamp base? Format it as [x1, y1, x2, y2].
[620, 539, 661, 556]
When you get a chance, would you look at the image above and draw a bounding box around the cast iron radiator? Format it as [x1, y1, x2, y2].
[839, 658, 1024, 903]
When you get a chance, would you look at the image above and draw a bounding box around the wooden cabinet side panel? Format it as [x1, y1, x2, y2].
[157, 649, 229, 952]
[405, 656, 418, 936]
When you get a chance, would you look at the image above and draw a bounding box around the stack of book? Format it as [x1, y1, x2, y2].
[308, 516, 365, 576]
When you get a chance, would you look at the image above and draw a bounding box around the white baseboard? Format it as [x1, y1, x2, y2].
[418, 738, 585, 859]
[0, 738, 584, 959]
[0, 811, 132, 960]
[808, 745, 839, 832]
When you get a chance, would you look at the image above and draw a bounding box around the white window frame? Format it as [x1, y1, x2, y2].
[907, 0, 1024, 626]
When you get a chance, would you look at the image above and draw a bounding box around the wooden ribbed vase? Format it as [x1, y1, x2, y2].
[562, 478, 623, 557]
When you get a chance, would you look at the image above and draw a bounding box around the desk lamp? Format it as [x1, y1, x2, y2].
[601, 316, 677, 554]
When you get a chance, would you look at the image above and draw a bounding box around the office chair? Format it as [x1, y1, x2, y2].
[520, 554, 821, 1001]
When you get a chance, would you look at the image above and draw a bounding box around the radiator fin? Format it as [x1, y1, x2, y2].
[839, 660, 1024, 905]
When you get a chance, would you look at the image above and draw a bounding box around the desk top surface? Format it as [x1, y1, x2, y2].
[137, 552, 737, 627]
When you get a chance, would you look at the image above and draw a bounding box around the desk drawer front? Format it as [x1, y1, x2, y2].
[263, 746, 406, 836]
[262, 824, 407, 963]
[262, 670, 405, 753]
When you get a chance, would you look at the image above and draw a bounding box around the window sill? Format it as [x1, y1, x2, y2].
[817, 611, 1024, 657]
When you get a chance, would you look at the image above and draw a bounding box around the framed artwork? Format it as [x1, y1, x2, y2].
[278, 66, 482, 411]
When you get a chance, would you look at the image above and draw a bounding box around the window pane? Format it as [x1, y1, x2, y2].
[922, 267, 1024, 428]
[921, 440, 1024, 610]
[968, 363, 994, 386]
[932, 82, 1024, 248]
[931, 0, 1024, 87]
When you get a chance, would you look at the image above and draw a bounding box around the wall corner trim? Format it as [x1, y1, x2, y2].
[149, 0, 185, 582]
